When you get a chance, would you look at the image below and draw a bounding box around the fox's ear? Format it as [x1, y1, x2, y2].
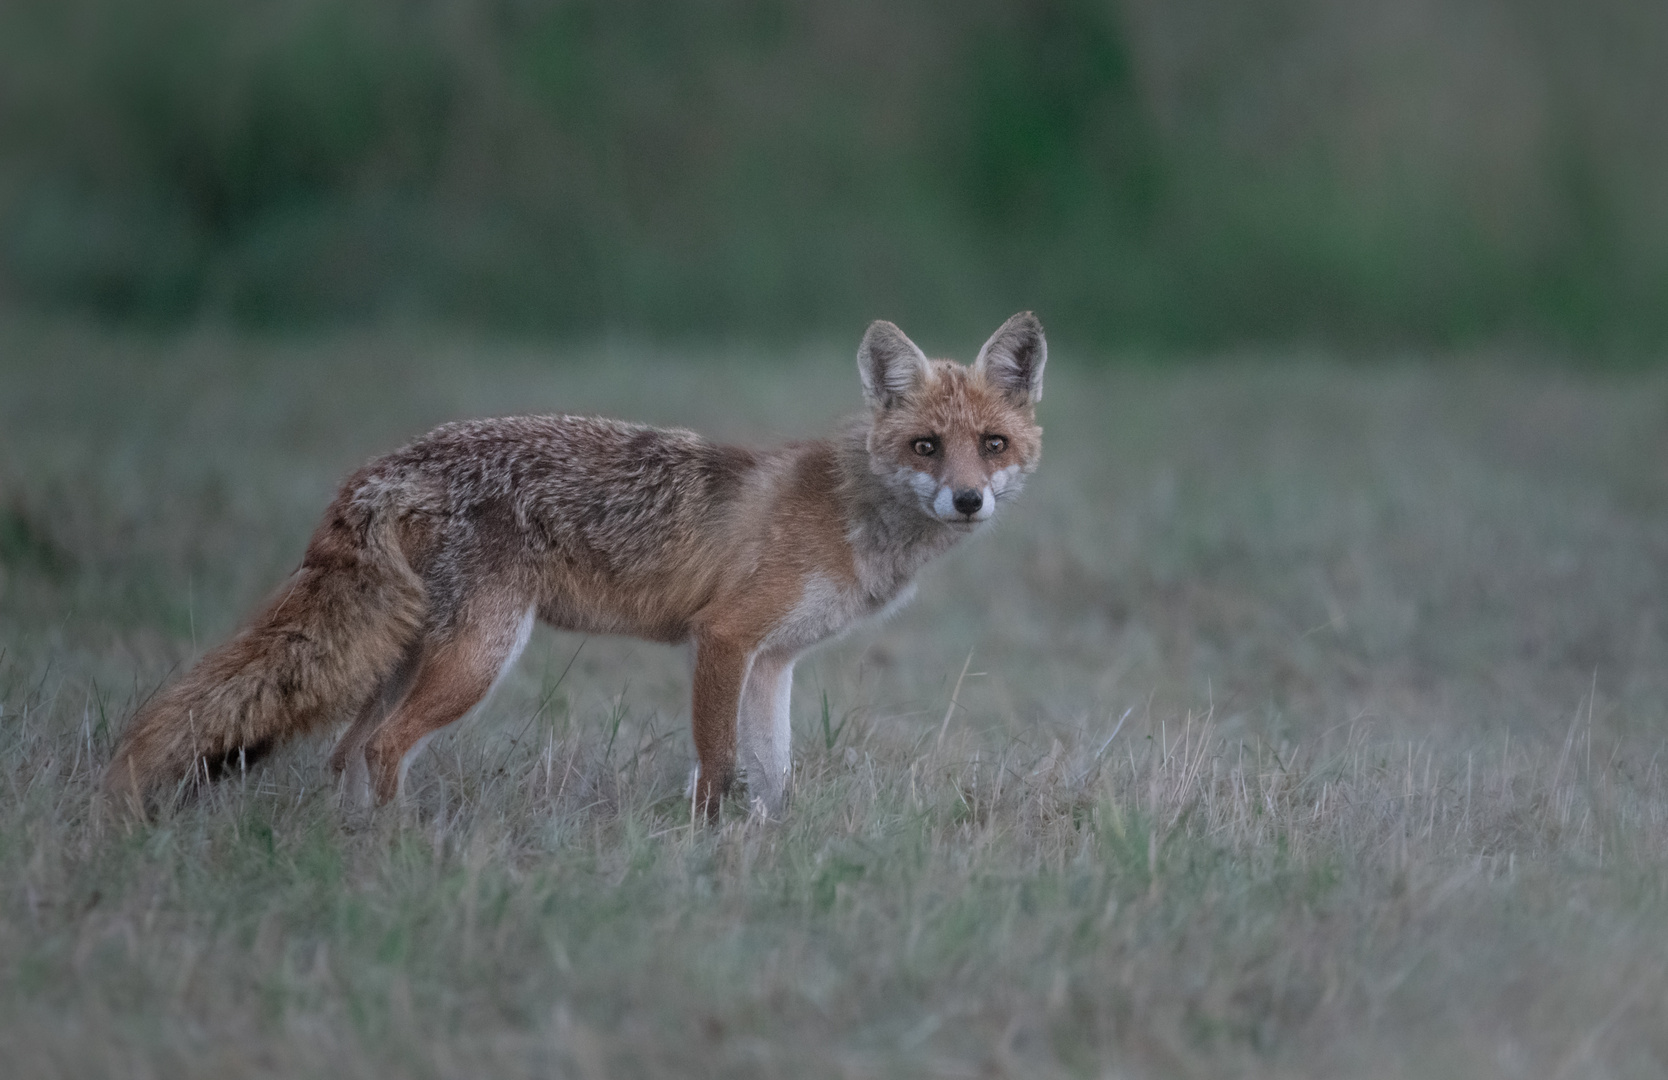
[974, 311, 1047, 405]
[857, 320, 931, 410]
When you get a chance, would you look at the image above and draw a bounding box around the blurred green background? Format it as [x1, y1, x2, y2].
[2, 0, 1664, 348]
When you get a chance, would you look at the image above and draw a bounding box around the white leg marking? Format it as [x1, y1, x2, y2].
[486, 605, 538, 700]
[340, 752, 373, 809]
[398, 730, 440, 796]
[739, 655, 795, 818]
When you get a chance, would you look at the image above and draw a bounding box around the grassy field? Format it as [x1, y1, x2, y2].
[2, 322, 1667, 1077]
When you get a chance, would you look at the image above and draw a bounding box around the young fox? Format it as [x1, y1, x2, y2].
[105, 313, 1046, 817]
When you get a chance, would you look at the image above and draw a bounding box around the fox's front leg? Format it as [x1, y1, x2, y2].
[690, 635, 752, 819]
[738, 654, 794, 819]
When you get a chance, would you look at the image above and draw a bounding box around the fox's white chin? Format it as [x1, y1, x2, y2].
[924, 507, 991, 529]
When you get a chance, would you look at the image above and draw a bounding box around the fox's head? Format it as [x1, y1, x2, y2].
[858, 312, 1045, 529]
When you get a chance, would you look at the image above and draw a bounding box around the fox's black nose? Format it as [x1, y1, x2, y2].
[952, 488, 983, 516]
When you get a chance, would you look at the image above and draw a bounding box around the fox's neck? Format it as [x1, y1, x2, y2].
[833, 419, 963, 600]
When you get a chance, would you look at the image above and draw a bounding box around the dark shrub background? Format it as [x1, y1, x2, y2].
[2, 0, 1664, 348]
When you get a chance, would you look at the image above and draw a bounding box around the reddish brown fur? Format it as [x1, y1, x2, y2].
[105, 479, 427, 810]
[104, 313, 1046, 818]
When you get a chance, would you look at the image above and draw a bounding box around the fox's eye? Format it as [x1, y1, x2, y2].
[912, 437, 938, 457]
[983, 435, 1008, 455]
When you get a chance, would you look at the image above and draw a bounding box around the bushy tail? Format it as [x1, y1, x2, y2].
[105, 492, 426, 811]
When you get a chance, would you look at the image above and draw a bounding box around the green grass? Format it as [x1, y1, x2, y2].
[2, 322, 1667, 1076]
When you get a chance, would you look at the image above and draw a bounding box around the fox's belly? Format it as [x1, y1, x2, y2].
[532, 565, 708, 644]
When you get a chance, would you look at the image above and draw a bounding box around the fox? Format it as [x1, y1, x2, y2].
[104, 312, 1046, 819]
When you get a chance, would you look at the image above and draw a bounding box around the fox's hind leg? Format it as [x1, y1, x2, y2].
[330, 640, 424, 808]
[364, 596, 536, 805]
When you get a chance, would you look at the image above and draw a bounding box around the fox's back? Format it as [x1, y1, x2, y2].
[345, 416, 758, 634]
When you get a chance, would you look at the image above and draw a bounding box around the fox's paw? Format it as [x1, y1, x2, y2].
[335, 751, 377, 817]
